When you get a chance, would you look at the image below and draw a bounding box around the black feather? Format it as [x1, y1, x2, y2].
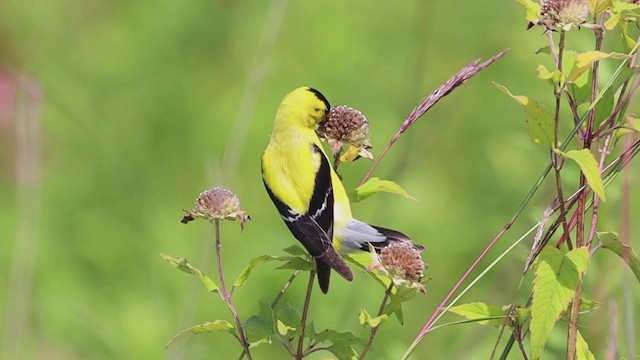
[262, 144, 352, 292]
[361, 225, 425, 252]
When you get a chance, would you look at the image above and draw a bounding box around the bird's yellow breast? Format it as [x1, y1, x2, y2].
[262, 128, 321, 215]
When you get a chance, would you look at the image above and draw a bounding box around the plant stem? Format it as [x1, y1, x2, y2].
[359, 284, 393, 360]
[550, 30, 573, 250]
[568, 20, 604, 360]
[271, 270, 300, 308]
[296, 270, 316, 360]
[214, 219, 253, 360]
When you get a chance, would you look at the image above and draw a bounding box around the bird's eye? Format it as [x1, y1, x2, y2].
[314, 107, 320, 112]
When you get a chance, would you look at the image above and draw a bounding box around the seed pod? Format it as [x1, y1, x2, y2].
[181, 187, 250, 229]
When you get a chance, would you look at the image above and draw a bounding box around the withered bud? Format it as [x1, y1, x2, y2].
[181, 187, 250, 229]
[380, 242, 426, 283]
[317, 105, 372, 149]
[540, 0, 589, 29]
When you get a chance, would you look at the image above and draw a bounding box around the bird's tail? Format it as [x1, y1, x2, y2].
[369, 225, 425, 252]
[314, 245, 353, 293]
[340, 219, 424, 253]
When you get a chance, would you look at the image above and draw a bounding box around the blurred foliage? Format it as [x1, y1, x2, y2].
[1, 0, 639, 359]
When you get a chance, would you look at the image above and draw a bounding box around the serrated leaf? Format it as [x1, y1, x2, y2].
[576, 330, 596, 360]
[599, 232, 640, 282]
[568, 51, 631, 82]
[352, 177, 416, 203]
[358, 308, 389, 328]
[449, 302, 506, 326]
[165, 320, 234, 348]
[587, 0, 613, 16]
[531, 246, 590, 360]
[556, 149, 606, 201]
[494, 82, 554, 147]
[515, 0, 542, 22]
[160, 253, 219, 293]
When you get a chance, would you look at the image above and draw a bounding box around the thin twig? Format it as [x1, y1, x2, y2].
[296, 270, 316, 360]
[214, 219, 253, 359]
[514, 327, 529, 360]
[359, 284, 393, 360]
[271, 270, 301, 308]
[550, 30, 573, 250]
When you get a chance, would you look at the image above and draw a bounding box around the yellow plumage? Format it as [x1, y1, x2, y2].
[262, 87, 421, 293]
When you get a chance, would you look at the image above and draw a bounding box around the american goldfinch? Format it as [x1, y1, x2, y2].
[262, 87, 421, 293]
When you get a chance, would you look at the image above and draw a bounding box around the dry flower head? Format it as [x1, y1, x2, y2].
[316, 105, 373, 164]
[539, 0, 589, 30]
[181, 187, 250, 229]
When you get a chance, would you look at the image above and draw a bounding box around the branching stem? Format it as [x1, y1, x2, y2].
[359, 284, 393, 360]
[214, 219, 253, 360]
[550, 30, 573, 250]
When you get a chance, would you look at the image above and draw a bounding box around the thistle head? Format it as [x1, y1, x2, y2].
[181, 187, 250, 229]
[380, 242, 426, 283]
[540, 0, 589, 29]
[317, 105, 372, 148]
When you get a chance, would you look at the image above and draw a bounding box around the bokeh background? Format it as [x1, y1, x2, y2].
[1, 1, 639, 359]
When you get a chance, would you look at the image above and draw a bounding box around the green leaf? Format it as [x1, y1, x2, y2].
[352, 177, 417, 203]
[233, 254, 313, 288]
[386, 284, 420, 324]
[244, 300, 276, 346]
[494, 82, 554, 147]
[599, 232, 640, 282]
[275, 302, 301, 333]
[449, 302, 506, 326]
[576, 330, 596, 360]
[160, 253, 219, 293]
[276, 320, 295, 336]
[537, 64, 563, 86]
[165, 320, 234, 348]
[358, 308, 389, 328]
[515, 0, 542, 22]
[311, 329, 365, 360]
[587, 0, 613, 16]
[604, 1, 640, 29]
[579, 298, 601, 313]
[555, 149, 607, 201]
[531, 246, 590, 360]
[567, 51, 630, 82]
[283, 245, 307, 256]
[275, 257, 315, 271]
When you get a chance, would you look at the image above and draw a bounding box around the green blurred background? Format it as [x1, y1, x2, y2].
[1, 1, 639, 359]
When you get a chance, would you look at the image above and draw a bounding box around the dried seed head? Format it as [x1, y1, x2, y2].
[380, 242, 426, 283]
[540, 0, 589, 29]
[181, 187, 250, 228]
[317, 105, 372, 149]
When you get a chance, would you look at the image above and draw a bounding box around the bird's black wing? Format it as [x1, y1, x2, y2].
[262, 144, 352, 293]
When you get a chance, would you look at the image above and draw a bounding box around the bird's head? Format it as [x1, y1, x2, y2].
[277, 87, 331, 129]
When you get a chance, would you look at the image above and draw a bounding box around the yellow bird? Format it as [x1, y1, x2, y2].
[262, 87, 420, 293]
